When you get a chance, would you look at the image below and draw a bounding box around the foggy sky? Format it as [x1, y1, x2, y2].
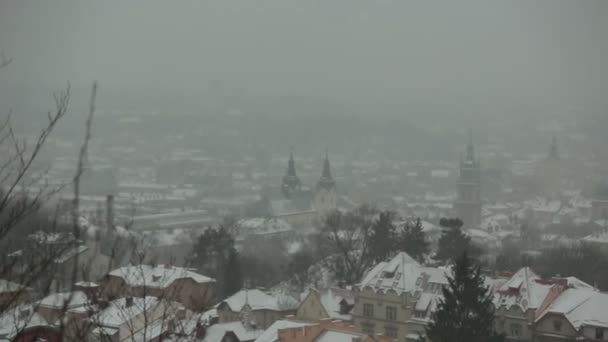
[1, 0, 607, 117]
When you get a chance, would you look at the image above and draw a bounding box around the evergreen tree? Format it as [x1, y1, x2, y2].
[398, 218, 429, 262]
[426, 253, 504, 342]
[436, 217, 479, 264]
[368, 211, 398, 262]
[190, 225, 243, 297]
[224, 249, 243, 296]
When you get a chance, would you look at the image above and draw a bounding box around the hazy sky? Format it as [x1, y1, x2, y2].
[1, 0, 607, 116]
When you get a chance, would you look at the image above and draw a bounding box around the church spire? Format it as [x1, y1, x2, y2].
[287, 147, 297, 177]
[548, 134, 559, 160]
[317, 148, 335, 191]
[281, 147, 301, 198]
[465, 128, 475, 163]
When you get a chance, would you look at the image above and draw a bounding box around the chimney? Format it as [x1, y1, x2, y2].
[125, 297, 133, 307]
[106, 194, 114, 230]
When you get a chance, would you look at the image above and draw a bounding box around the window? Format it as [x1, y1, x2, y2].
[553, 320, 562, 332]
[363, 303, 374, 317]
[414, 310, 425, 319]
[361, 323, 375, 335]
[386, 306, 397, 321]
[596, 328, 604, 340]
[509, 323, 522, 337]
[385, 326, 398, 338]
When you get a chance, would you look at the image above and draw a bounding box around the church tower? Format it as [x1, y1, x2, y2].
[281, 148, 302, 199]
[548, 134, 560, 161]
[454, 130, 482, 228]
[314, 150, 337, 218]
[537, 134, 563, 197]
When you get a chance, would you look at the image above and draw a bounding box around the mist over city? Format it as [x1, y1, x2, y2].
[0, 1, 607, 342]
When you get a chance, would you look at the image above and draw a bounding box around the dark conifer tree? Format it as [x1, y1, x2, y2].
[399, 218, 429, 262]
[426, 252, 504, 342]
[368, 211, 398, 262]
[190, 225, 243, 297]
[436, 217, 478, 264]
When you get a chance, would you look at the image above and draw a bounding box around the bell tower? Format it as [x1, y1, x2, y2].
[454, 130, 482, 228]
[314, 149, 337, 218]
[281, 147, 302, 199]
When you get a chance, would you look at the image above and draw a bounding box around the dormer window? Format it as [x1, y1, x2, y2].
[383, 271, 396, 279]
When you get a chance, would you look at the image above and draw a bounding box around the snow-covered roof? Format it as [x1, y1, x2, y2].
[582, 230, 608, 244]
[494, 267, 552, 312]
[315, 330, 372, 342]
[54, 245, 88, 264]
[75, 281, 99, 288]
[537, 289, 608, 329]
[480, 213, 511, 231]
[0, 305, 50, 339]
[108, 264, 215, 288]
[38, 291, 88, 309]
[313, 288, 354, 321]
[530, 199, 562, 213]
[91, 296, 159, 328]
[28, 231, 74, 244]
[0, 279, 25, 294]
[359, 252, 448, 295]
[254, 319, 315, 342]
[561, 277, 596, 291]
[220, 289, 298, 312]
[202, 321, 263, 342]
[237, 218, 292, 233]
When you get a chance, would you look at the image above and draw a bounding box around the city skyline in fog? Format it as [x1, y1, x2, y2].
[1, 0, 607, 119]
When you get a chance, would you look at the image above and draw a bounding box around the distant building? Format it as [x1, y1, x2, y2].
[313, 150, 337, 220]
[536, 134, 565, 198]
[492, 268, 561, 342]
[0, 280, 28, 310]
[535, 288, 608, 342]
[453, 130, 482, 228]
[259, 149, 337, 227]
[0, 304, 61, 342]
[101, 264, 216, 311]
[352, 252, 449, 342]
[276, 320, 393, 342]
[296, 287, 354, 322]
[216, 289, 298, 330]
[88, 296, 167, 342]
[591, 180, 608, 221]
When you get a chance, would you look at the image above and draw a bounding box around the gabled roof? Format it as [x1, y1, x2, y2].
[536, 289, 608, 329]
[202, 321, 263, 342]
[91, 296, 159, 328]
[0, 304, 51, 339]
[108, 264, 215, 288]
[315, 330, 364, 342]
[306, 288, 354, 321]
[254, 319, 316, 342]
[221, 289, 299, 312]
[38, 291, 89, 309]
[359, 252, 448, 295]
[0, 279, 25, 294]
[494, 267, 553, 312]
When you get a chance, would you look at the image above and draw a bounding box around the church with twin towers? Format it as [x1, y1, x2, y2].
[265, 148, 337, 226]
